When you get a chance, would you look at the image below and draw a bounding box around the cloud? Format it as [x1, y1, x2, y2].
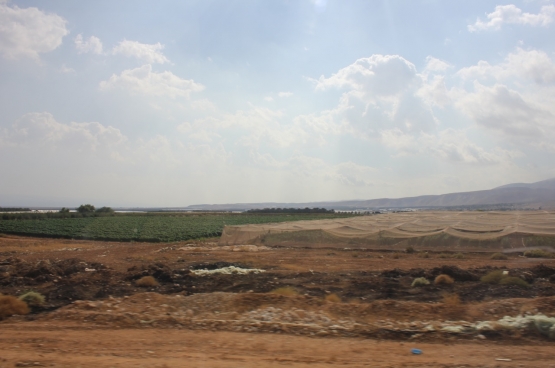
[457, 48, 555, 85]
[453, 48, 555, 149]
[99, 64, 204, 99]
[307, 54, 441, 139]
[0, 2, 68, 59]
[468, 4, 555, 32]
[381, 128, 521, 165]
[453, 82, 553, 139]
[278, 91, 293, 98]
[182, 106, 306, 148]
[315, 54, 418, 97]
[74, 34, 103, 55]
[4, 112, 126, 151]
[112, 40, 169, 64]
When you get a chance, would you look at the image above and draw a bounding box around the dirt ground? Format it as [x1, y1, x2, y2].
[1, 234, 555, 367]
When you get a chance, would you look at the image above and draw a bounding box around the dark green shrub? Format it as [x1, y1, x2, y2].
[490, 252, 508, 260]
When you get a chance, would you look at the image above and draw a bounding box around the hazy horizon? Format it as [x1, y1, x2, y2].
[1, 1, 555, 207]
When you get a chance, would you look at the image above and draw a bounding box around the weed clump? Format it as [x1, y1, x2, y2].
[18, 291, 45, 307]
[499, 276, 529, 288]
[418, 252, 430, 258]
[490, 252, 508, 260]
[524, 249, 554, 258]
[481, 270, 529, 287]
[325, 293, 341, 303]
[136, 276, 159, 287]
[434, 274, 454, 285]
[411, 277, 430, 287]
[405, 246, 415, 254]
[481, 270, 506, 284]
[0, 295, 30, 320]
[453, 252, 465, 259]
[270, 286, 299, 296]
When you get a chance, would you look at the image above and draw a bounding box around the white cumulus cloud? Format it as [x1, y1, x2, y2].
[74, 34, 103, 55]
[468, 4, 555, 32]
[112, 40, 169, 64]
[0, 2, 68, 59]
[99, 64, 204, 99]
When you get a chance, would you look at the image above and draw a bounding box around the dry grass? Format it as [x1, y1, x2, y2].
[135, 276, 159, 287]
[270, 286, 299, 296]
[0, 295, 30, 320]
[434, 274, 454, 285]
[442, 293, 461, 306]
[325, 293, 341, 303]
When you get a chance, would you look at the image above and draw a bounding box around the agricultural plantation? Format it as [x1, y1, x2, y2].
[0, 212, 355, 242]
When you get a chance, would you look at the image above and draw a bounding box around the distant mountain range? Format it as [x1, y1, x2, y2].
[184, 178, 555, 211]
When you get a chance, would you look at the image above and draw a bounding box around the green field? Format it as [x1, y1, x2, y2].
[0, 213, 355, 242]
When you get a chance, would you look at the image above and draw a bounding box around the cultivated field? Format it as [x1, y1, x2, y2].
[1, 211, 555, 367]
[0, 212, 354, 242]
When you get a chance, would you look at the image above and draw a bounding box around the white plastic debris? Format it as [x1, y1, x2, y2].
[190, 266, 265, 276]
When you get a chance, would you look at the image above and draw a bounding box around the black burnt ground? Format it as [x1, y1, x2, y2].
[1, 256, 555, 312]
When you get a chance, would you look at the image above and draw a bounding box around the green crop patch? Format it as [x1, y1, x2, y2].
[0, 213, 355, 242]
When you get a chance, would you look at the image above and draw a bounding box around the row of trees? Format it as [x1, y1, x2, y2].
[59, 204, 114, 214]
[246, 207, 335, 214]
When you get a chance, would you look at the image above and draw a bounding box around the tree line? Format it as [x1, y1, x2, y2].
[245, 207, 335, 214]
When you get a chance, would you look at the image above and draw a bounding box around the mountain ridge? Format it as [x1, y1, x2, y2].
[185, 178, 555, 211]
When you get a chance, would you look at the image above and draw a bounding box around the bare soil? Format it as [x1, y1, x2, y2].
[1, 234, 555, 367]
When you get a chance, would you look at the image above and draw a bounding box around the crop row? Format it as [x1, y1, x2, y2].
[0, 213, 354, 242]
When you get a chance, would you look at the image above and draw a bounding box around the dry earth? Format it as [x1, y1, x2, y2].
[1, 228, 555, 367]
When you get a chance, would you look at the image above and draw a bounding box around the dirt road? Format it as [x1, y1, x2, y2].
[1, 322, 554, 368]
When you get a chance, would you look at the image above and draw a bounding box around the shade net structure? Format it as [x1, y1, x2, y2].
[219, 211, 555, 251]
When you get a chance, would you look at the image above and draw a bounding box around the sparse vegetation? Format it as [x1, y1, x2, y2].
[0, 295, 30, 320]
[434, 274, 454, 285]
[524, 249, 554, 259]
[499, 276, 529, 288]
[418, 252, 430, 258]
[453, 252, 465, 259]
[480, 270, 528, 287]
[270, 286, 299, 296]
[490, 252, 508, 260]
[18, 291, 45, 307]
[135, 276, 159, 287]
[411, 277, 430, 287]
[325, 293, 341, 303]
[481, 270, 506, 284]
[405, 245, 415, 254]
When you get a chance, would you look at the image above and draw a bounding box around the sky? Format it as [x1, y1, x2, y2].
[1, 0, 555, 207]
